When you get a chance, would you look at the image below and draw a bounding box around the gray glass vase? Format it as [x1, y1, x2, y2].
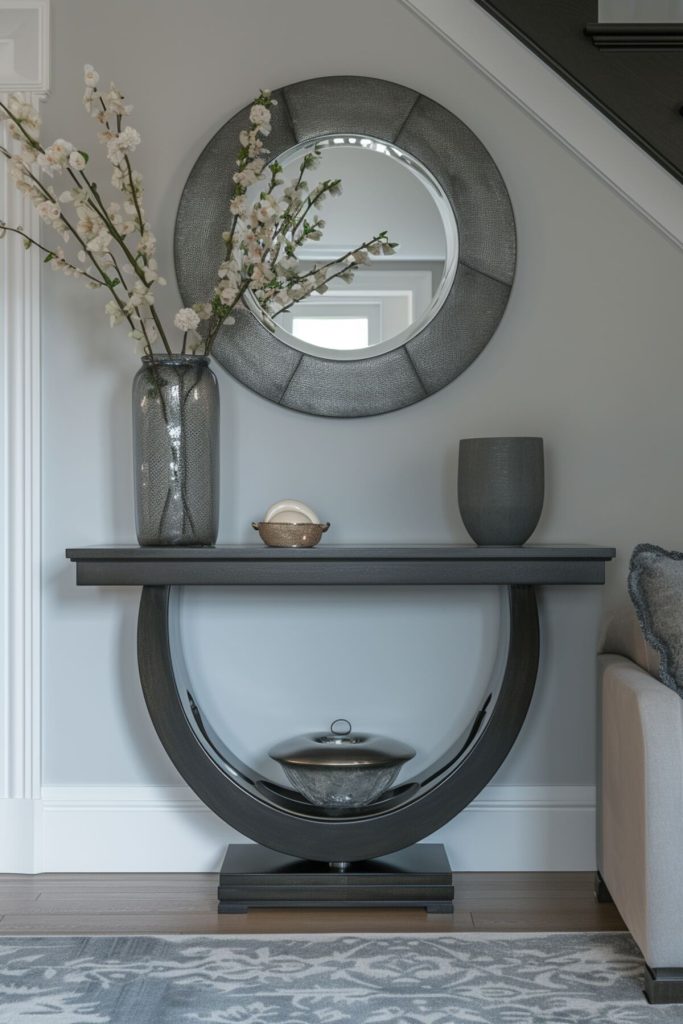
[457, 437, 544, 546]
[132, 355, 219, 546]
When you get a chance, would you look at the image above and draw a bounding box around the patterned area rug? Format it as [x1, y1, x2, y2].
[0, 932, 673, 1022]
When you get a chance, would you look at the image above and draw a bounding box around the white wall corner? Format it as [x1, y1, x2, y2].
[399, 0, 683, 251]
[0, 0, 49, 872]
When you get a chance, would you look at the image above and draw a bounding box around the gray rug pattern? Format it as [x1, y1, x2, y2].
[0, 932, 673, 1023]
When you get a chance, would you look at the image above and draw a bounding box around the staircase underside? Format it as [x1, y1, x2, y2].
[474, 0, 683, 185]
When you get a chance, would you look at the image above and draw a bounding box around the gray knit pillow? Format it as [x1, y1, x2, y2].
[629, 544, 683, 697]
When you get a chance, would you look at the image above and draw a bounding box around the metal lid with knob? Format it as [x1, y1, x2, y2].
[269, 720, 415, 769]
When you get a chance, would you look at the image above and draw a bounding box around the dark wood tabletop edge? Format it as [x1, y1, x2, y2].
[66, 544, 617, 562]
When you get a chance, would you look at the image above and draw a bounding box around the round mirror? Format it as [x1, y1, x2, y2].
[244, 135, 458, 361]
[175, 76, 516, 417]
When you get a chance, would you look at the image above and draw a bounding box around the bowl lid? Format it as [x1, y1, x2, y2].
[269, 719, 415, 769]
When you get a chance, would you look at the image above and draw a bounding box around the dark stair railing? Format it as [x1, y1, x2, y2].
[474, 0, 683, 185]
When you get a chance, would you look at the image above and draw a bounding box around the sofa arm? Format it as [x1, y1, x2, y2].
[599, 653, 683, 967]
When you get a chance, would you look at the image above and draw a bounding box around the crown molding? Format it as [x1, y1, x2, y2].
[399, 0, 683, 251]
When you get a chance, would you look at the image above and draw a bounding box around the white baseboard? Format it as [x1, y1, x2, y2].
[0, 785, 595, 874]
[433, 786, 596, 871]
[40, 787, 239, 873]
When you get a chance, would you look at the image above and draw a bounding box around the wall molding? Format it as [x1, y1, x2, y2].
[0, 111, 42, 803]
[399, 0, 683, 251]
[0, 785, 597, 873]
[0, 0, 50, 869]
[439, 784, 596, 872]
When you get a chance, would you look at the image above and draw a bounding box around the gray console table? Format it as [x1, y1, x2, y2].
[66, 544, 615, 912]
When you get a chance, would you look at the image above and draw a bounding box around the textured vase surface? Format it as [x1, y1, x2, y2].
[132, 355, 219, 546]
[458, 437, 544, 546]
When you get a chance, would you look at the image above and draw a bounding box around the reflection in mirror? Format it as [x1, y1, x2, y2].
[245, 136, 458, 361]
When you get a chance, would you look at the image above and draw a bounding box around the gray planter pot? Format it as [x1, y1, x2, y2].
[457, 437, 544, 546]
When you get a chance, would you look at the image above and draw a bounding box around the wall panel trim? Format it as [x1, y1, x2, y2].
[0, 0, 50, 867]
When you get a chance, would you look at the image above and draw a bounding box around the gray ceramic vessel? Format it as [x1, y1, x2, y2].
[457, 437, 544, 546]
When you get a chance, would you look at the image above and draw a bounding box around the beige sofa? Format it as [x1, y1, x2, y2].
[598, 610, 683, 1004]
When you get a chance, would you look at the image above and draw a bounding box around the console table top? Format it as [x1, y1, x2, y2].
[66, 544, 615, 586]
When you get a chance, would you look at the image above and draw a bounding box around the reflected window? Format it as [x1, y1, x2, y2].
[280, 269, 432, 352]
[292, 315, 370, 351]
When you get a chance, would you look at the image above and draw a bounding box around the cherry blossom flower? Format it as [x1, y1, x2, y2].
[69, 151, 87, 171]
[249, 104, 271, 128]
[84, 65, 99, 88]
[174, 308, 201, 332]
[36, 200, 61, 223]
[0, 75, 397, 363]
[86, 229, 113, 254]
[106, 126, 141, 165]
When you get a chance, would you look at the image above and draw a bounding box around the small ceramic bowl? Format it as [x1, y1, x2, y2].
[252, 521, 330, 548]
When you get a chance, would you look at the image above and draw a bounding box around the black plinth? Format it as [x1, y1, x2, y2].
[218, 843, 454, 914]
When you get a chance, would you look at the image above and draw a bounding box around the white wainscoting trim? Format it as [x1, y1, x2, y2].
[0, 3, 49, 873]
[0, 137, 42, 806]
[400, 0, 683, 250]
[434, 785, 596, 872]
[24, 785, 597, 873]
[0, 0, 49, 858]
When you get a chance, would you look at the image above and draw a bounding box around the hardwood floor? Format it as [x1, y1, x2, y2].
[0, 872, 626, 934]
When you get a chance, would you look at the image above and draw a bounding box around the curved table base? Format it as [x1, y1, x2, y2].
[138, 584, 539, 863]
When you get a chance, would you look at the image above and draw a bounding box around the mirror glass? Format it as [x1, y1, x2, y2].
[245, 135, 459, 361]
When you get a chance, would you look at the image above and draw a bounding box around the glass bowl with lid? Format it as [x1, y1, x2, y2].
[269, 719, 415, 810]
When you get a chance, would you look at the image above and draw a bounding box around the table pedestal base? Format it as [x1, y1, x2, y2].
[218, 843, 454, 914]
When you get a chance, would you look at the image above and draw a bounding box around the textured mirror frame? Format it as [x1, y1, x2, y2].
[174, 76, 516, 418]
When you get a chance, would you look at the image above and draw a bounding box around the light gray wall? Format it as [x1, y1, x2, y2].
[42, 0, 683, 795]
